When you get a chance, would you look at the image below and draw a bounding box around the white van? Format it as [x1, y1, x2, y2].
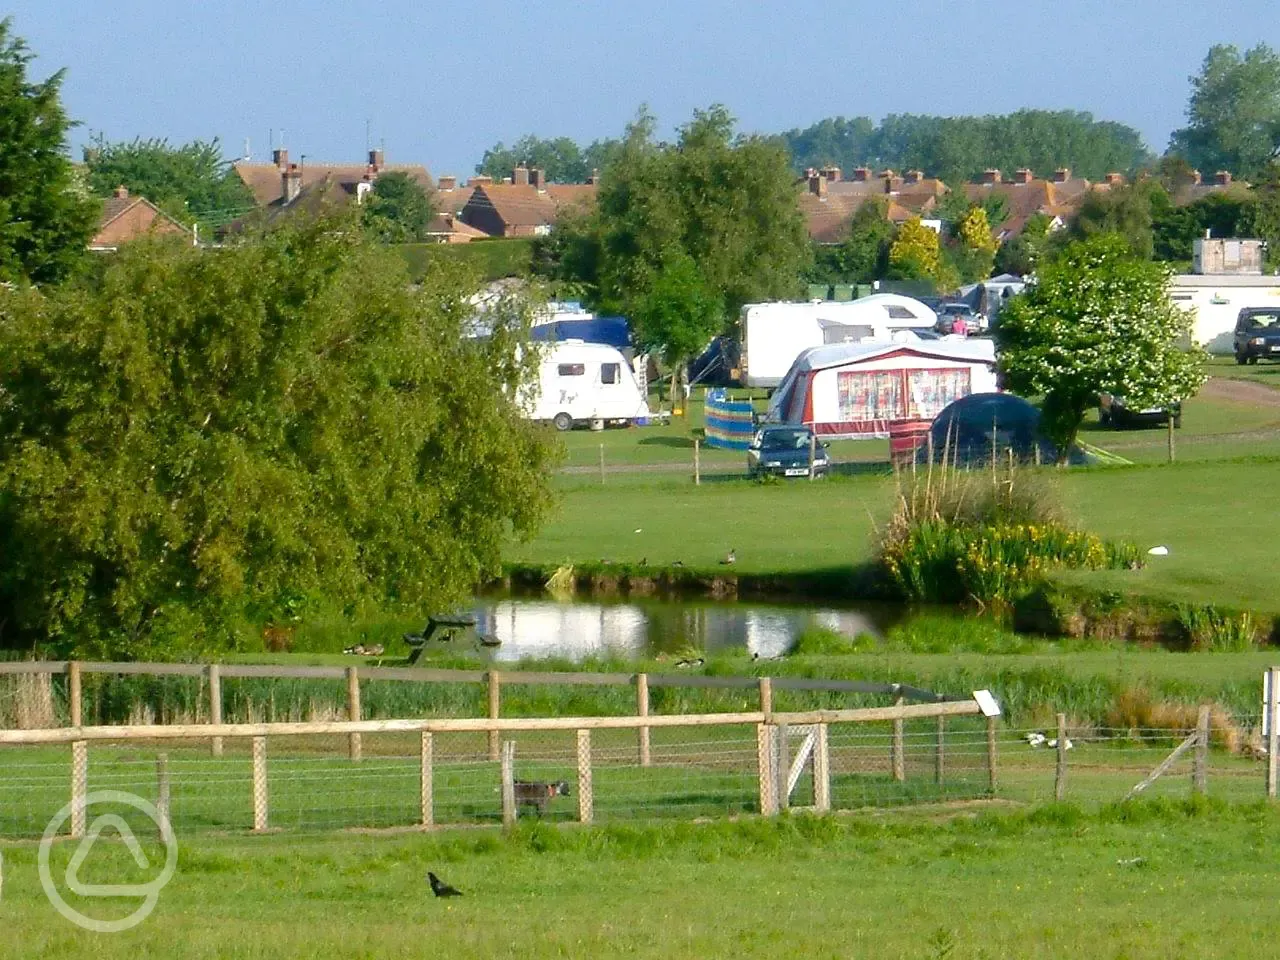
[524, 341, 651, 431]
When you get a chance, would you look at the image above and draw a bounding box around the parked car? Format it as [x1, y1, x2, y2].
[936, 302, 983, 335]
[1098, 393, 1182, 429]
[747, 425, 830, 478]
[1233, 308, 1280, 365]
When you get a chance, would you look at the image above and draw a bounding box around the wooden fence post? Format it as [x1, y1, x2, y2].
[756, 724, 777, 816]
[934, 715, 945, 787]
[598, 443, 605, 485]
[758, 677, 773, 724]
[156, 753, 171, 841]
[346, 666, 362, 762]
[986, 715, 998, 795]
[1193, 704, 1210, 796]
[891, 694, 906, 782]
[577, 729, 594, 824]
[70, 740, 87, 839]
[420, 731, 433, 828]
[693, 439, 701, 486]
[813, 723, 830, 812]
[636, 673, 651, 767]
[67, 661, 82, 728]
[1268, 667, 1279, 800]
[500, 739, 516, 828]
[488, 672, 502, 762]
[208, 664, 223, 758]
[252, 736, 268, 832]
[775, 722, 790, 811]
[1055, 713, 1068, 802]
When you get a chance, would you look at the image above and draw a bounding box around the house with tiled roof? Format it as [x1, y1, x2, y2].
[232, 149, 433, 208]
[459, 165, 597, 237]
[1168, 170, 1251, 207]
[963, 168, 1104, 241]
[797, 167, 944, 243]
[90, 186, 192, 251]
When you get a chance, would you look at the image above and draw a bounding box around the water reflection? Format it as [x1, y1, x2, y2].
[471, 599, 899, 662]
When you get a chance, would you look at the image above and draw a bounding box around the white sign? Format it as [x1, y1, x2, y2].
[1264, 670, 1280, 737]
[973, 689, 1001, 718]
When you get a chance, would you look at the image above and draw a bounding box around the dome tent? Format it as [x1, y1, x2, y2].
[920, 393, 1089, 466]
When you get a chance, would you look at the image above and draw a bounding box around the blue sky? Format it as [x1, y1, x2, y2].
[9, 1, 1280, 178]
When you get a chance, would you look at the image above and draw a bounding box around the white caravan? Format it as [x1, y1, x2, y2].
[524, 341, 651, 431]
[739, 294, 939, 388]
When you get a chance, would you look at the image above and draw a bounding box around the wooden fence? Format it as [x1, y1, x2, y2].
[0, 659, 955, 763]
[0, 698, 988, 837]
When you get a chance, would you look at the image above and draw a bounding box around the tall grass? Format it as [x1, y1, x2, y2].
[879, 462, 1141, 611]
[1178, 605, 1261, 652]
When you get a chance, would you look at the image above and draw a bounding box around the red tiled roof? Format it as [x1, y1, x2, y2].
[462, 183, 598, 231]
[233, 161, 433, 206]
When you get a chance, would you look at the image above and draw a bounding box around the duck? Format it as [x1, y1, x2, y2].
[343, 644, 367, 656]
[478, 634, 502, 648]
[365, 644, 385, 657]
[676, 657, 705, 668]
[720, 548, 736, 566]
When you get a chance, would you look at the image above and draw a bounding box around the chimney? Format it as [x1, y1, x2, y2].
[113, 185, 129, 199]
[852, 167, 871, 182]
[981, 169, 1002, 185]
[822, 166, 842, 183]
[883, 172, 903, 194]
[904, 170, 923, 185]
[438, 175, 457, 191]
[1214, 171, 1233, 185]
[809, 172, 827, 198]
[1105, 172, 1125, 187]
[1190, 170, 1202, 185]
[368, 149, 384, 172]
[1013, 168, 1034, 184]
[530, 167, 545, 191]
[272, 148, 289, 170]
[282, 163, 303, 204]
[470, 175, 493, 185]
[513, 163, 530, 186]
[1053, 168, 1071, 183]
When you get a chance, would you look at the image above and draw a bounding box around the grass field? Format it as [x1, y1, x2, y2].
[3, 802, 1280, 959]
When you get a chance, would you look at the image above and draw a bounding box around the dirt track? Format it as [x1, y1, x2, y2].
[1201, 377, 1280, 408]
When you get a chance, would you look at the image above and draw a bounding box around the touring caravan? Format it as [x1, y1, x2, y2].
[523, 341, 651, 431]
[739, 294, 939, 388]
[765, 339, 999, 439]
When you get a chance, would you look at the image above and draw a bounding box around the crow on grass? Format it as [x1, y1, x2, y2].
[429, 872, 463, 898]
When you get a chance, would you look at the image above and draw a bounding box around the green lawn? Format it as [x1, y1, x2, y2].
[517, 455, 1280, 614]
[1204, 354, 1280, 385]
[3, 803, 1280, 959]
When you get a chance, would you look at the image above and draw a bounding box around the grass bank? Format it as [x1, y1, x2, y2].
[3, 802, 1279, 959]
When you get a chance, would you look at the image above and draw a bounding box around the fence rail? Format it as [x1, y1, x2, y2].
[0, 697, 989, 839]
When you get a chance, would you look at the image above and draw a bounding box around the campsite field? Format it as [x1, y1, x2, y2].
[517, 455, 1280, 615]
[3, 803, 1279, 959]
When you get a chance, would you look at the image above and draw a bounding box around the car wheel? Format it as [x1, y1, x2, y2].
[1236, 352, 1248, 366]
[552, 412, 573, 431]
[1250, 356, 1260, 365]
[1098, 409, 1111, 426]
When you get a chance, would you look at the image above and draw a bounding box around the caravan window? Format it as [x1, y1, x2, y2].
[557, 363, 586, 377]
[601, 362, 621, 384]
[886, 306, 917, 320]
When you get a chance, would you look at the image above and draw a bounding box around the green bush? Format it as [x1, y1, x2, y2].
[880, 464, 1141, 610]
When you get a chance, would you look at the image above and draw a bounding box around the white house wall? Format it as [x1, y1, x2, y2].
[1170, 278, 1280, 353]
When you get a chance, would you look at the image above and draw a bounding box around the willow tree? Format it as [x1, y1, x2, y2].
[0, 213, 557, 657]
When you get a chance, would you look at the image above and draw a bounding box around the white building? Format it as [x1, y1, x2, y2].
[1170, 273, 1280, 353]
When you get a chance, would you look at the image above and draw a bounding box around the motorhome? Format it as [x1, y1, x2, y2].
[522, 341, 651, 431]
[739, 294, 939, 388]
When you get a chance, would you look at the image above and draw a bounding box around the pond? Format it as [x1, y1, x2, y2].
[468, 596, 907, 662]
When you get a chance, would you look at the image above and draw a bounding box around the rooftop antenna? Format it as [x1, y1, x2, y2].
[269, 128, 274, 151]
[366, 119, 371, 153]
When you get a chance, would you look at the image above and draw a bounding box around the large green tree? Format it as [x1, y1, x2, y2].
[1169, 44, 1280, 179]
[807, 197, 895, 285]
[0, 213, 556, 657]
[362, 171, 436, 242]
[84, 136, 255, 223]
[476, 135, 591, 183]
[0, 18, 97, 285]
[782, 110, 1152, 182]
[996, 234, 1206, 461]
[561, 105, 809, 375]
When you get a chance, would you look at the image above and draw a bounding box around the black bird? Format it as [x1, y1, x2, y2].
[676, 657, 705, 668]
[428, 872, 463, 898]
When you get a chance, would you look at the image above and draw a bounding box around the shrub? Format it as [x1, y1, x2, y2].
[879, 463, 1141, 611]
[1177, 605, 1260, 652]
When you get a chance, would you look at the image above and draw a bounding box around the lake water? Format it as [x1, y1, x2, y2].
[468, 597, 905, 662]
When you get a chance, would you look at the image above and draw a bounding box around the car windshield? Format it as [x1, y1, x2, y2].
[943, 305, 969, 315]
[759, 429, 811, 451]
[1245, 313, 1280, 330]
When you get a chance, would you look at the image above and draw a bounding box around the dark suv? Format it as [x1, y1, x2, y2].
[1234, 308, 1280, 365]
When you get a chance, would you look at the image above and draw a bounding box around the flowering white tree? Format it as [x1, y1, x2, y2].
[995, 234, 1206, 462]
